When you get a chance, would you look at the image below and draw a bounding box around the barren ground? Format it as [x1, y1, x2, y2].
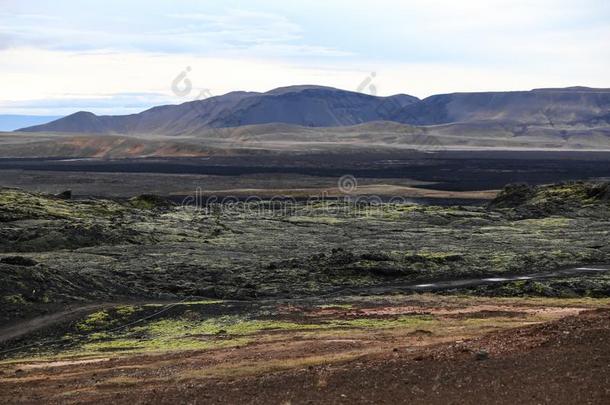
[1, 177, 610, 403]
[0, 296, 609, 404]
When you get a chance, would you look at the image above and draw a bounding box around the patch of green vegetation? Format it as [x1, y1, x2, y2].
[329, 315, 435, 329]
[2, 294, 27, 305]
[529, 183, 598, 206]
[1, 181, 609, 332]
[529, 281, 553, 295]
[128, 194, 172, 210]
[0, 189, 129, 221]
[76, 310, 112, 332]
[73, 314, 438, 356]
[489, 253, 516, 268]
[114, 305, 137, 317]
[139, 316, 324, 338]
[74, 306, 143, 333]
[80, 337, 249, 353]
[41, 310, 442, 359]
[490, 182, 610, 216]
[516, 217, 572, 227]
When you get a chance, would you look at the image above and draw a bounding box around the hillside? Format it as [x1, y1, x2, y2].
[17, 86, 610, 137]
[18, 86, 419, 135]
[393, 87, 610, 126]
[4, 117, 610, 159]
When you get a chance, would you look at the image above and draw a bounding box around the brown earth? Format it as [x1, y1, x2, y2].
[0, 306, 608, 404]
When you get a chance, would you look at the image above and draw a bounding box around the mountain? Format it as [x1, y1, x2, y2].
[18, 86, 419, 135]
[16, 86, 610, 136]
[392, 87, 610, 126]
[0, 115, 62, 131]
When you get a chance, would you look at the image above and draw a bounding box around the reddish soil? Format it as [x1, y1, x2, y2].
[1, 309, 608, 404]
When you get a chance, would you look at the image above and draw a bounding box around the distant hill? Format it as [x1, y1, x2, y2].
[392, 87, 610, 126]
[4, 119, 610, 160]
[16, 86, 610, 137]
[0, 115, 62, 131]
[18, 86, 419, 135]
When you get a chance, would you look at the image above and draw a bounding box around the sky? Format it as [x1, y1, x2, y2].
[0, 0, 609, 115]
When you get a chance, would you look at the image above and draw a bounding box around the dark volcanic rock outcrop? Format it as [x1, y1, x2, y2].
[489, 181, 610, 217]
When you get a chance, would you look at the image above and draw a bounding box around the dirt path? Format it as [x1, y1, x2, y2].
[0, 304, 113, 344]
[1, 265, 608, 345]
[0, 300, 179, 345]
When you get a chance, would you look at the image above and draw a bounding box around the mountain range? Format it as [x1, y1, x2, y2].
[18, 86, 610, 136]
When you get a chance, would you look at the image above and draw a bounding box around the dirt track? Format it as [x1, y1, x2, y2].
[1, 308, 608, 404]
[3, 265, 607, 346]
[0, 304, 114, 344]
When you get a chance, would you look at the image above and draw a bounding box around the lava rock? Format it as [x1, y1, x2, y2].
[475, 350, 489, 361]
[0, 256, 38, 267]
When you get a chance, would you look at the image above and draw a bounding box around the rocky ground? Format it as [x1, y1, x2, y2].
[1, 181, 610, 325]
[1, 181, 610, 403]
[0, 299, 608, 404]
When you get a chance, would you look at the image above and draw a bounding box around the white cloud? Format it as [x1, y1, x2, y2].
[0, 0, 608, 114]
[0, 49, 366, 114]
[0, 6, 349, 58]
[0, 92, 176, 115]
[167, 9, 303, 44]
[2, 46, 608, 115]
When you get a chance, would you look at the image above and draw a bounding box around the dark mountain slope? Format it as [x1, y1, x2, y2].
[18, 86, 419, 135]
[205, 87, 418, 128]
[18, 91, 260, 135]
[393, 87, 610, 126]
[17, 86, 610, 135]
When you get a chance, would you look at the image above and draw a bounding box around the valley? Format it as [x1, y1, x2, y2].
[2, 86, 610, 404]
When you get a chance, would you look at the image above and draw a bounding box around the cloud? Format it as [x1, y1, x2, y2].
[0, 0, 608, 115]
[1, 46, 608, 116]
[0, 6, 349, 58]
[167, 9, 303, 45]
[0, 92, 178, 115]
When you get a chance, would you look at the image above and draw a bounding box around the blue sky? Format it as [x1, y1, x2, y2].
[1, 0, 609, 115]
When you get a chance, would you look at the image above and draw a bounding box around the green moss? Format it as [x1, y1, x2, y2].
[76, 310, 112, 332]
[128, 195, 171, 210]
[2, 294, 27, 305]
[61, 312, 440, 357]
[330, 315, 435, 329]
[530, 281, 550, 295]
[489, 253, 515, 267]
[0, 189, 128, 221]
[114, 305, 137, 317]
[140, 317, 324, 338]
[82, 336, 250, 354]
[516, 217, 572, 227]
